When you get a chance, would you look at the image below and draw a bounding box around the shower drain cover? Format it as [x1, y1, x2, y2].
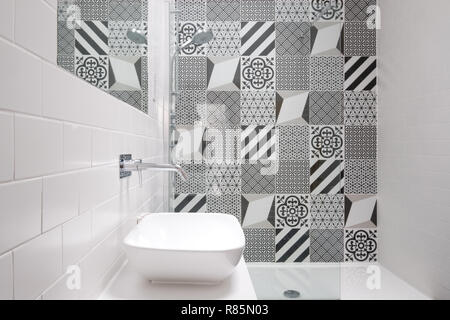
[283, 290, 301, 299]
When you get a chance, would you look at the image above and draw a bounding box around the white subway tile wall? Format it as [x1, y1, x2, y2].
[0, 112, 14, 182]
[0, 0, 14, 41]
[15, 114, 64, 179]
[15, 0, 57, 63]
[63, 123, 92, 170]
[13, 227, 63, 300]
[0, 0, 166, 299]
[0, 252, 13, 300]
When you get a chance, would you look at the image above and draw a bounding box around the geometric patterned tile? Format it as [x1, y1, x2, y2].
[206, 164, 241, 194]
[345, 90, 375, 109]
[244, 229, 276, 262]
[276, 228, 310, 262]
[108, 0, 142, 20]
[242, 56, 276, 91]
[241, 0, 276, 21]
[310, 229, 344, 262]
[179, 57, 207, 90]
[75, 55, 109, 90]
[279, 125, 309, 160]
[141, 55, 148, 92]
[241, 125, 278, 162]
[241, 91, 276, 125]
[242, 161, 276, 194]
[208, 56, 241, 91]
[344, 56, 377, 91]
[109, 21, 147, 56]
[310, 0, 344, 21]
[275, 91, 309, 125]
[345, 125, 377, 159]
[110, 91, 142, 111]
[276, 22, 310, 56]
[207, 193, 241, 221]
[240, 22, 275, 56]
[57, 55, 75, 73]
[175, 0, 207, 21]
[276, 160, 310, 194]
[309, 91, 344, 125]
[58, 0, 76, 22]
[172, 124, 205, 164]
[175, 90, 206, 125]
[345, 195, 377, 228]
[175, 162, 206, 194]
[203, 128, 240, 164]
[241, 194, 275, 229]
[310, 159, 345, 195]
[344, 22, 377, 57]
[310, 194, 344, 228]
[178, 21, 208, 56]
[310, 57, 344, 91]
[275, 0, 310, 22]
[207, 0, 240, 21]
[109, 56, 142, 91]
[276, 57, 309, 90]
[344, 91, 377, 125]
[57, 22, 74, 55]
[207, 22, 240, 56]
[75, 21, 109, 55]
[310, 22, 344, 56]
[142, 0, 148, 19]
[76, 0, 109, 20]
[206, 91, 241, 128]
[275, 194, 310, 228]
[345, 0, 377, 22]
[344, 229, 377, 262]
[345, 160, 377, 194]
[310, 126, 344, 160]
[174, 194, 207, 212]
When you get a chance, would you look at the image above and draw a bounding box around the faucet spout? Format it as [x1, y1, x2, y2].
[119, 156, 188, 181]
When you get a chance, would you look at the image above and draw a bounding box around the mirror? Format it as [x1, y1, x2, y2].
[56, 0, 149, 113]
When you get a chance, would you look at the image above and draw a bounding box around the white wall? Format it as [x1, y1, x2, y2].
[378, 0, 450, 299]
[0, 0, 167, 299]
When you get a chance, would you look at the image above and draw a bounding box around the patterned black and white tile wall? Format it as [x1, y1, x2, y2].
[171, 0, 378, 264]
[56, 0, 149, 113]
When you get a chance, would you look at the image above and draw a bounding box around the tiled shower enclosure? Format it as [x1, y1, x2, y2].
[57, 0, 149, 113]
[172, 0, 378, 263]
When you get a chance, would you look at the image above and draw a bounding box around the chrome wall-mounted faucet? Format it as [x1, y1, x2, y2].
[119, 154, 188, 185]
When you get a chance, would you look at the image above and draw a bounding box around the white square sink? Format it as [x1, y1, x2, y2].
[123, 213, 245, 284]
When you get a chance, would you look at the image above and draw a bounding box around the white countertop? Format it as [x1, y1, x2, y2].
[98, 258, 257, 300]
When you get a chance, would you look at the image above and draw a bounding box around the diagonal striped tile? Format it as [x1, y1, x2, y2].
[75, 21, 109, 55]
[310, 159, 345, 194]
[276, 228, 310, 262]
[241, 125, 278, 161]
[241, 22, 275, 56]
[174, 194, 207, 212]
[344, 56, 377, 91]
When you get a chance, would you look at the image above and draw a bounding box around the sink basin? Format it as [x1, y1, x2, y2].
[123, 213, 245, 284]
